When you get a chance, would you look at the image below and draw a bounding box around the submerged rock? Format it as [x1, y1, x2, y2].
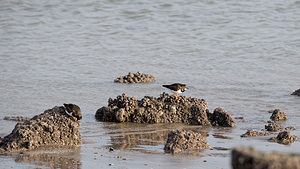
[264, 122, 284, 132]
[285, 126, 296, 131]
[269, 131, 298, 145]
[114, 72, 156, 83]
[241, 130, 271, 137]
[208, 107, 236, 127]
[232, 147, 300, 169]
[291, 88, 300, 96]
[270, 109, 288, 121]
[164, 129, 211, 154]
[95, 93, 211, 125]
[0, 106, 81, 153]
[4, 116, 30, 122]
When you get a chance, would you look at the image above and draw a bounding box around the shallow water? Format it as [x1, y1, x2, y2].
[0, 0, 300, 168]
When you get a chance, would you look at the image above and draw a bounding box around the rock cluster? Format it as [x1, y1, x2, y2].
[96, 93, 211, 125]
[269, 131, 298, 145]
[164, 130, 211, 154]
[208, 107, 236, 127]
[114, 72, 156, 83]
[270, 109, 288, 121]
[291, 88, 300, 96]
[0, 106, 81, 153]
[240, 130, 271, 137]
[232, 147, 300, 169]
[264, 122, 284, 132]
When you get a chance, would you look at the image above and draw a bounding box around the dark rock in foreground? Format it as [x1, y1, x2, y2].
[269, 131, 298, 145]
[232, 147, 300, 169]
[164, 129, 211, 154]
[270, 109, 288, 121]
[114, 72, 156, 83]
[4, 116, 30, 122]
[0, 106, 81, 153]
[95, 93, 211, 125]
[264, 122, 284, 132]
[208, 107, 236, 127]
[241, 130, 271, 137]
[291, 88, 300, 96]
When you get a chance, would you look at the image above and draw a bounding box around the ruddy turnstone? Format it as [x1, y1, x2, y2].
[162, 83, 188, 97]
[64, 103, 82, 120]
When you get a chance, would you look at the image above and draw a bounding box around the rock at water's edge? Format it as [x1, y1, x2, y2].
[95, 93, 211, 125]
[0, 106, 81, 153]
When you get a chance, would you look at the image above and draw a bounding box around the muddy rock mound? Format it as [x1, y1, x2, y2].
[164, 129, 211, 154]
[232, 147, 300, 169]
[241, 130, 271, 137]
[114, 72, 156, 83]
[270, 109, 288, 121]
[269, 131, 298, 145]
[291, 88, 300, 96]
[0, 106, 81, 153]
[95, 93, 211, 125]
[264, 122, 284, 132]
[208, 107, 236, 127]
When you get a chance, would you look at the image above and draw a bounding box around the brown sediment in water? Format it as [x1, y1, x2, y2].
[114, 72, 156, 83]
[232, 147, 300, 169]
[0, 106, 81, 153]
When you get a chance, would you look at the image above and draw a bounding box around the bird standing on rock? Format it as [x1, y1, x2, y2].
[63, 103, 82, 120]
[162, 83, 188, 98]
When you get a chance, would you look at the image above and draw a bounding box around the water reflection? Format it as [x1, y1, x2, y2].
[102, 122, 210, 155]
[11, 147, 81, 169]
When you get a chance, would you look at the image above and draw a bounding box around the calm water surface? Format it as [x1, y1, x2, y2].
[0, 0, 299, 168]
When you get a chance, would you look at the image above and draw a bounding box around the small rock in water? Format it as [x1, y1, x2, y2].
[291, 88, 300, 96]
[164, 129, 211, 154]
[269, 109, 288, 121]
[109, 147, 114, 152]
[114, 72, 156, 83]
[285, 126, 296, 131]
[264, 122, 284, 132]
[269, 131, 298, 145]
[3, 116, 30, 122]
[208, 107, 236, 127]
[241, 130, 271, 137]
